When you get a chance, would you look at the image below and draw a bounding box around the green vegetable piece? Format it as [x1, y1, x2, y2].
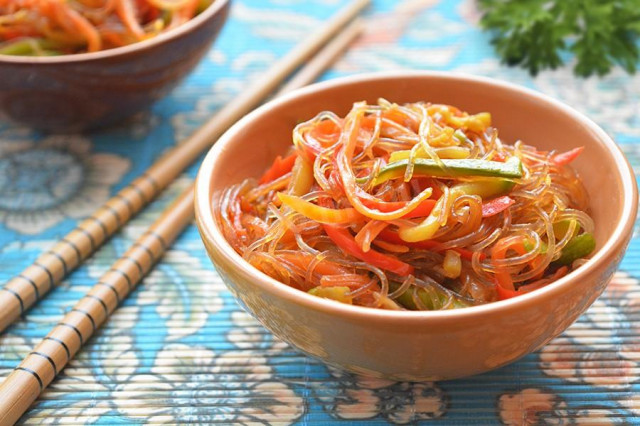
[553, 233, 596, 266]
[522, 221, 581, 254]
[0, 40, 34, 56]
[308, 286, 353, 304]
[553, 220, 580, 240]
[390, 282, 470, 310]
[0, 38, 62, 56]
[454, 178, 516, 200]
[372, 156, 523, 186]
[523, 239, 548, 254]
[478, 0, 640, 77]
[197, 0, 213, 13]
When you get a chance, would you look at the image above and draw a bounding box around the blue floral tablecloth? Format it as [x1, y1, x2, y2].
[1, 0, 640, 424]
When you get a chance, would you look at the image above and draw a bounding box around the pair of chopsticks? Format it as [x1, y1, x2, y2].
[0, 1, 368, 423]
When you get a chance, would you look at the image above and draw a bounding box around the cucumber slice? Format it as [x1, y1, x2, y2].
[390, 282, 471, 310]
[553, 233, 596, 266]
[372, 156, 523, 185]
[454, 178, 516, 199]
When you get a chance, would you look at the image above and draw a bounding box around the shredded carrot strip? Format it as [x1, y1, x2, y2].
[115, 0, 145, 39]
[65, 6, 102, 51]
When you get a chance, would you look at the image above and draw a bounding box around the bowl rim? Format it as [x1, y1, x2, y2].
[195, 70, 638, 323]
[0, 0, 230, 64]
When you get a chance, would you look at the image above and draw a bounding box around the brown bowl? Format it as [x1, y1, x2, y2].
[0, 0, 230, 132]
[194, 72, 638, 381]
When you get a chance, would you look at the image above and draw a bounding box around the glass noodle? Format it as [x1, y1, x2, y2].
[217, 99, 595, 310]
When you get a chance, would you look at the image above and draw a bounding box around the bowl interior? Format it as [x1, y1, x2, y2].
[206, 73, 633, 260]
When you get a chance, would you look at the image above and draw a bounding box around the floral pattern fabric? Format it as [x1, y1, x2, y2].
[0, 0, 639, 424]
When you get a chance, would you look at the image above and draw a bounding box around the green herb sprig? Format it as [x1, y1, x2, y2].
[478, 0, 640, 77]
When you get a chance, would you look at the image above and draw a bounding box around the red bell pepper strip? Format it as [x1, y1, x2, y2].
[552, 146, 584, 166]
[376, 229, 478, 261]
[492, 151, 507, 162]
[481, 196, 515, 218]
[323, 225, 414, 276]
[135, 0, 160, 22]
[258, 153, 298, 184]
[495, 284, 519, 300]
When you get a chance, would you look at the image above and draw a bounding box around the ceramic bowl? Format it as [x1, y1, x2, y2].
[0, 0, 230, 132]
[194, 72, 637, 381]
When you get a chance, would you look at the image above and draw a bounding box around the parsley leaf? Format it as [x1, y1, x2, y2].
[478, 0, 640, 77]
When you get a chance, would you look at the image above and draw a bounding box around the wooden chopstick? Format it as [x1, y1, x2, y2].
[0, 0, 370, 334]
[0, 15, 364, 425]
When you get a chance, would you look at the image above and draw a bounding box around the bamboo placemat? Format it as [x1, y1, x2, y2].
[1, 0, 640, 424]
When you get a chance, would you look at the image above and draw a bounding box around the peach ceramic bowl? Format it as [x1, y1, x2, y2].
[0, 0, 230, 132]
[194, 72, 638, 381]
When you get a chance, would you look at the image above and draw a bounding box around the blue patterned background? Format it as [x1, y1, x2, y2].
[1, 0, 640, 424]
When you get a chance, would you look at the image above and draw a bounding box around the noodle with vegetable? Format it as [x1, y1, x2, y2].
[218, 99, 595, 310]
[0, 0, 213, 55]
